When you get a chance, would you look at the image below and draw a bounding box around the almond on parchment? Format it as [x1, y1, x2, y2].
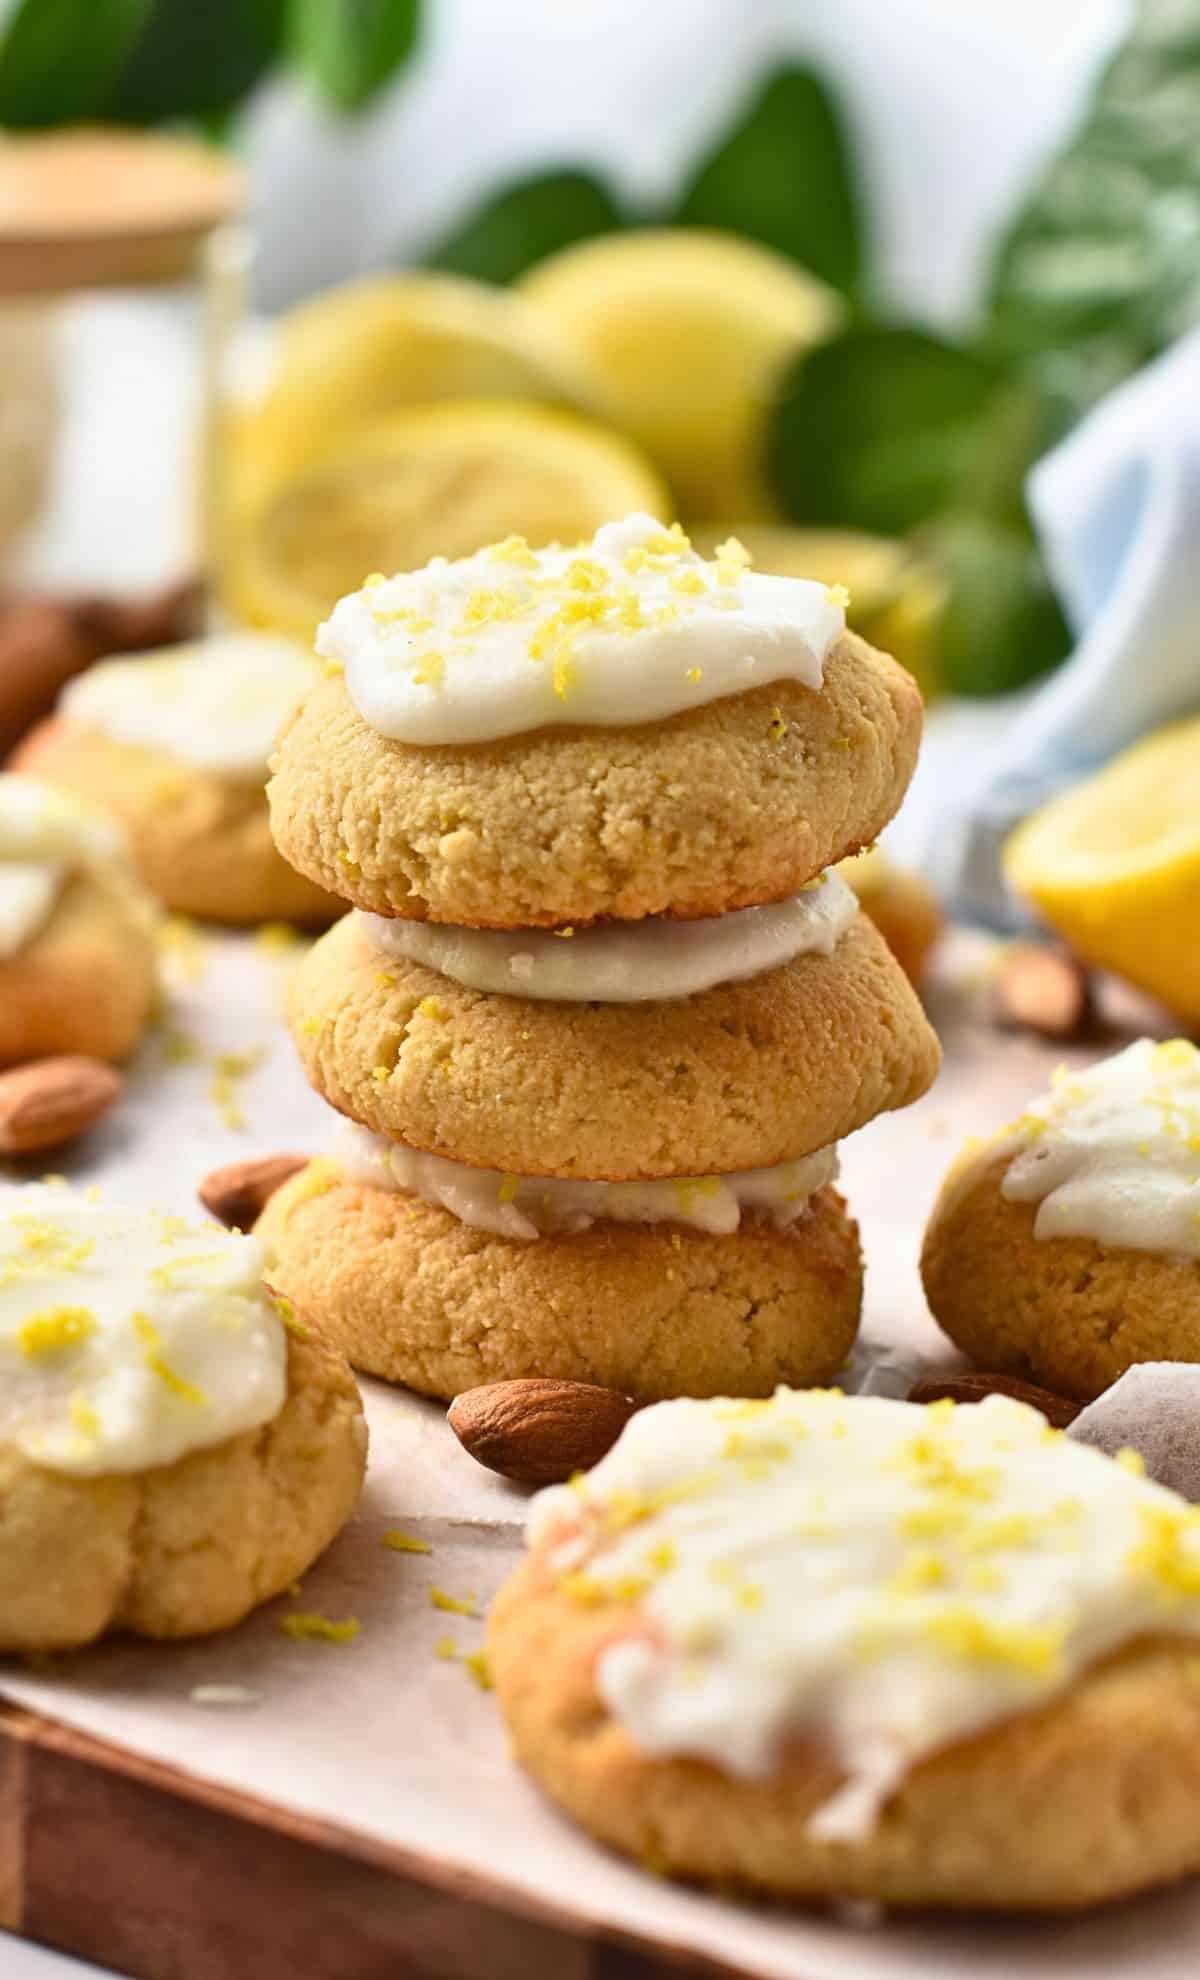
[0, 1055, 122, 1154]
[448, 1378, 642, 1486]
[198, 1152, 308, 1230]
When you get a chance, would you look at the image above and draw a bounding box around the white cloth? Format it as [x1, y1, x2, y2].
[900, 329, 1200, 924]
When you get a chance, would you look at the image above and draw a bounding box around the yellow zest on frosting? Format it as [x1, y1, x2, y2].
[0, 1185, 286, 1478]
[1001, 1038, 1200, 1257]
[331, 1119, 837, 1242]
[318, 513, 844, 746]
[527, 1390, 1200, 1841]
[16, 1305, 96, 1357]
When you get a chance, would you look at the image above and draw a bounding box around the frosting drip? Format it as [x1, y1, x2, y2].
[330, 1120, 837, 1240]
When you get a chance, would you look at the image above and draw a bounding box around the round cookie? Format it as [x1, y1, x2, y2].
[0, 864, 157, 1065]
[256, 1168, 862, 1399]
[490, 1570, 1200, 1912]
[0, 1329, 366, 1652]
[288, 909, 941, 1179]
[13, 717, 338, 928]
[921, 1142, 1200, 1403]
[267, 632, 922, 928]
[489, 1388, 1200, 1911]
[840, 847, 942, 987]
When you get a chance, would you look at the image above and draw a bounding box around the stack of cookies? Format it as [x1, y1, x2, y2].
[258, 514, 940, 1402]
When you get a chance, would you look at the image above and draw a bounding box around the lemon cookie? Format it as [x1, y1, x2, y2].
[489, 1388, 1200, 1911]
[922, 1040, 1200, 1403]
[0, 1186, 366, 1650]
[267, 515, 921, 927]
[12, 634, 338, 927]
[289, 899, 939, 1179]
[840, 846, 942, 986]
[0, 774, 157, 1065]
[256, 1166, 860, 1400]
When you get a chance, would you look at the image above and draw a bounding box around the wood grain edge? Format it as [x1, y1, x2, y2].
[0, 1713, 24, 1932]
[0, 1703, 773, 1980]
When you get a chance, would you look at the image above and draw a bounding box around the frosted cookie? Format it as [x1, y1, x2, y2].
[489, 1388, 1200, 1911]
[922, 1040, 1200, 1403]
[0, 774, 157, 1066]
[267, 516, 922, 927]
[0, 1186, 365, 1650]
[287, 897, 940, 1179]
[840, 846, 942, 987]
[12, 634, 339, 926]
[256, 1164, 861, 1400]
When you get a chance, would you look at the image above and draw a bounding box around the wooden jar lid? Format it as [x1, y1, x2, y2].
[0, 126, 243, 295]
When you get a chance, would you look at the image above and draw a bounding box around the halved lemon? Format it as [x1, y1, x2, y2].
[517, 230, 841, 521]
[222, 399, 669, 641]
[226, 272, 603, 517]
[692, 523, 944, 696]
[1004, 715, 1200, 1019]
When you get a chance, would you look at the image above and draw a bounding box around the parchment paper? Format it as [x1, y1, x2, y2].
[2, 925, 1196, 1979]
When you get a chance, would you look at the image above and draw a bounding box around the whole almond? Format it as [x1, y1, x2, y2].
[0, 1055, 122, 1154]
[993, 943, 1091, 1040]
[448, 1378, 641, 1485]
[199, 1152, 308, 1230]
[908, 1370, 1080, 1428]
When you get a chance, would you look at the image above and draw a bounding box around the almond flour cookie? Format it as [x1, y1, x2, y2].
[264, 515, 940, 1399]
[489, 1388, 1200, 1911]
[267, 518, 921, 928]
[12, 634, 339, 927]
[288, 903, 940, 1179]
[0, 774, 157, 1065]
[256, 1166, 861, 1400]
[922, 1040, 1200, 1403]
[840, 846, 942, 987]
[0, 1187, 366, 1650]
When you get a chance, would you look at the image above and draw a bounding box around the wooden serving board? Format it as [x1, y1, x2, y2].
[0, 930, 1193, 1980]
[0, 1702, 704, 1980]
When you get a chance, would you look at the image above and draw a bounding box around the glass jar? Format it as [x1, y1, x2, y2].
[0, 127, 243, 599]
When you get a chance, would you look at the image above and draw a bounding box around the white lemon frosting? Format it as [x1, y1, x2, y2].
[360, 873, 856, 1004]
[0, 773, 128, 957]
[1001, 1038, 1200, 1258]
[330, 1120, 836, 1241]
[61, 634, 318, 780]
[0, 1185, 287, 1478]
[530, 1390, 1200, 1837]
[318, 512, 845, 746]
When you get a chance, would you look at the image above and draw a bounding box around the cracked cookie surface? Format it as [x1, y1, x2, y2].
[256, 1172, 861, 1400]
[0, 1330, 366, 1650]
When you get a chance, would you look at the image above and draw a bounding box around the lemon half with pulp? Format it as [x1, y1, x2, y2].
[1004, 715, 1200, 1020]
[223, 399, 668, 641]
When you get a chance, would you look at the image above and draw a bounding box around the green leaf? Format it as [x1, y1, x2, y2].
[425, 170, 627, 286]
[0, 0, 151, 127]
[290, 0, 421, 113]
[767, 326, 1009, 537]
[109, 0, 287, 124]
[923, 517, 1071, 698]
[985, 5, 1200, 373]
[674, 65, 864, 300]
